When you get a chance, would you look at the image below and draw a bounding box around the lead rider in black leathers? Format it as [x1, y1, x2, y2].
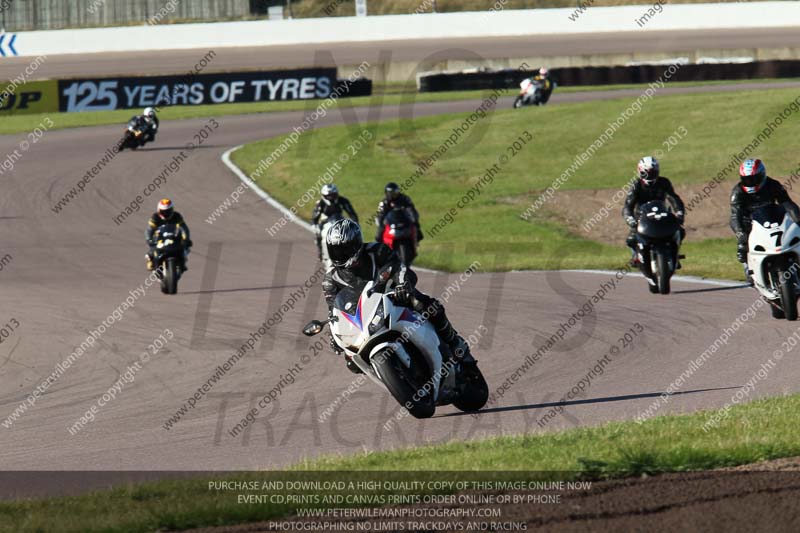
[623, 156, 685, 264]
[322, 219, 474, 374]
[730, 159, 800, 281]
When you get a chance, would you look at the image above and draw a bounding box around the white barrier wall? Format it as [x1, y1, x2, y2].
[4, 2, 800, 58]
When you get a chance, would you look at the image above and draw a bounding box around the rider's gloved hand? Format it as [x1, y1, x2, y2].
[394, 279, 414, 304]
[329, 335, 343, 355]
[625, 216, 637, 228]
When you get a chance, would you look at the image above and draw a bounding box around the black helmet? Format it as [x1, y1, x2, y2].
[326, 219, 363, 268]
[385, 182, 400, 202]
[321, 183, 339, 204]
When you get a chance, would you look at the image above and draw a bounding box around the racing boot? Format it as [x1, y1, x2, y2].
[145, 253, 154, 271]
[449, 334, 477, 368]
[629, 248, 640, 267]
[437, 320, 477, 368]
[743, 264, 754, 287]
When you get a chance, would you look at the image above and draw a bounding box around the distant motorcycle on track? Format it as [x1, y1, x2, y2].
[513, 78, 546, 108]
[152, 223, 187, 294]
[119, 117, 148, 151]
[380, 207, 418, 266]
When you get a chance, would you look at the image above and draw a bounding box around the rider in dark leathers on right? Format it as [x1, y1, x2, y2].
[623, 156, 685, 264]
[730, 158, 800, 281]
[322, 219, 474, 375]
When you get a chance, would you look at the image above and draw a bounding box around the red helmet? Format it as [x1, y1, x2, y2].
[739, 159, 767, 194]
[157, 198, 174, 220]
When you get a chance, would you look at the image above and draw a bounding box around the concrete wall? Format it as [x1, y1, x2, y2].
[352, 49, 800, 84]
[0, 0, 250, 31]
[4, 2, 800, 58]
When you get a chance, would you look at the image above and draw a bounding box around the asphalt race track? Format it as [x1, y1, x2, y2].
[2, 27, 800, 81]
[1, 81, 799, 494]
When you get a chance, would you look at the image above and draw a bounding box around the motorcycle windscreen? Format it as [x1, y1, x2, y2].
[333, 282, 368, 321]
[384, 209, 413, 238]
[154, 223, 182, 241]
[751, 204, 787, 228]
[637, 201, 680, 239]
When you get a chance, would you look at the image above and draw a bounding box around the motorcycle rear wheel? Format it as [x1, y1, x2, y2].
[452, 365, 489, 412]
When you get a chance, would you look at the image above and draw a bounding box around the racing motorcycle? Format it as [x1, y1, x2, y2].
[302, 264, 489, 419]
[513, 78, 545, 108]
[381, 207, 418, 266]
[747, 204, 800, 320]
[634, 201, 683, 295]
[152, 223, 186, 294]
[119, 117, 147, 151]
[318, 212, 344, 270]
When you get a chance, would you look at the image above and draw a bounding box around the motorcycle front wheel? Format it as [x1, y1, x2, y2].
[654, 250, 671, 295]
[779, 271, 797, 320]
[160, 258, 178, 295]
[373, 349, 435, 419]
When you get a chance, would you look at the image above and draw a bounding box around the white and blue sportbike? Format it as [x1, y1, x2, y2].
[747, 204, 800, 320]
[303, 265, 488, 419]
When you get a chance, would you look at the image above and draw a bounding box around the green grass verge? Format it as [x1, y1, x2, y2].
[2, 78, 795, 136]
[3, 393, 798, 532]
[232, 85, 800, 279]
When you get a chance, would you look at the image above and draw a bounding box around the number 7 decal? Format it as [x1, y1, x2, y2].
[770, 231, 783, 247]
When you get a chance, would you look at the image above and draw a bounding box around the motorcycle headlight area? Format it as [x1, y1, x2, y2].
[368, 300, 387, 335]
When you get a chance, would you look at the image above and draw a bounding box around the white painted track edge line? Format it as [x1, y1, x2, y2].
[221, 146, 743, 286]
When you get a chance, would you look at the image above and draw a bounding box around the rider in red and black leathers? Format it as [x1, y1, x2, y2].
[373, 182, 422, 242]
[145, 198, 192, 271]
[322, 219, 473, 374]
[730, 159, 800, 267]
[623, 156, 685, 261]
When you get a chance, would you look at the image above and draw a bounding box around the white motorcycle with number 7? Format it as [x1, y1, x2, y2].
[747, 204, 800, 320]
[302, 264, 489, 419]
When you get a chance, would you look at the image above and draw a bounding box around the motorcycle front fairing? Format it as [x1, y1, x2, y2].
[330, 280, 445, 401]
[153, 224, 185, 266]
[635, 202, 681, 276]
[748, 206, 800, 297]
